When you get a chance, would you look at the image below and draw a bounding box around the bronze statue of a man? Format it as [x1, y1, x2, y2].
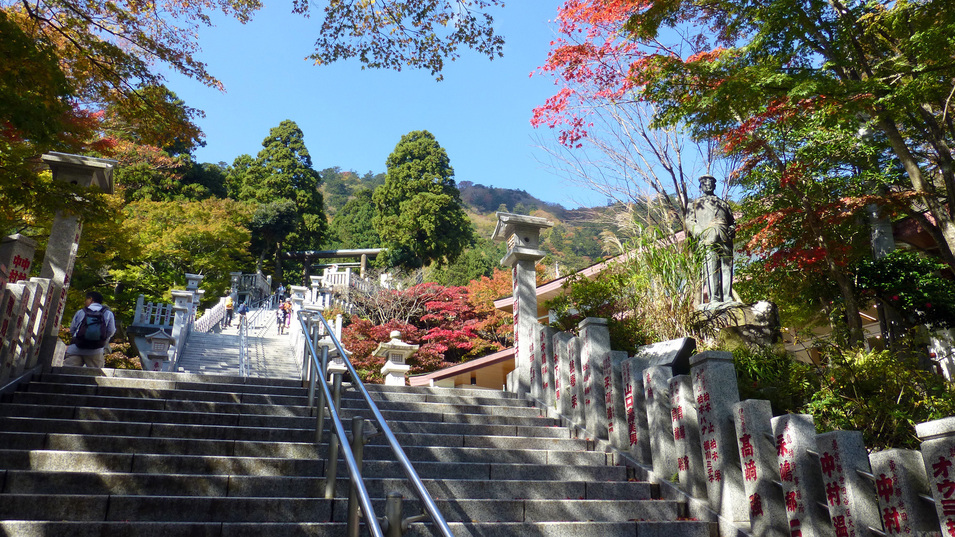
[686, 175, 735, 305]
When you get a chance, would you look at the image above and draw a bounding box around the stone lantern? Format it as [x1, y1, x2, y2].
[373, 331, 418, 386]
[37, 152, 117, 366]
[492, 212, 553, 397]
[141, 329, 175, 372]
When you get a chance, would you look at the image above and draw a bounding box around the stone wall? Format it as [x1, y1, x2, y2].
[524, 317, 950, 537]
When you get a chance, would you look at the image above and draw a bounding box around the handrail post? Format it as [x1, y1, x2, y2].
[347, 416, 367, 537]
[315, 344, 328, 445]
[385, 493, 403, 537]
[324, 371, 344, 499]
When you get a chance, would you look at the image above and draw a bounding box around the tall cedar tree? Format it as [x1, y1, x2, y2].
[373, 130, 473, 268]
[230, 120, 326, 281]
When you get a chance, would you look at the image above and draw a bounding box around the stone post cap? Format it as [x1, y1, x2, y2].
[492, 212, 554, 247]
[493, 213, 554, 266]
[171, 290, 193, 307]
[184, 273, 204, 289]
[2, 233, 37, 249]
[916, 416, 955, 441]
[42, 152, 117, 194]
[689, 350, 734, 367]
[578, 317, 609, 329]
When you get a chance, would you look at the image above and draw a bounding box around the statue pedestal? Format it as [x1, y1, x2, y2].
[703, 301, 782, 348]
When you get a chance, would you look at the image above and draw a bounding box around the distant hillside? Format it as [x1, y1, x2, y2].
[320, 169, 616, 277]
[457, 181, 572, 220]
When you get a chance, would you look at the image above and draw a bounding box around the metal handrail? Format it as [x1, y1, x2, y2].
[298, 311, 454, 537]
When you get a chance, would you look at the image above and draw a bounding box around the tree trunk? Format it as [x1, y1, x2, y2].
[273, 242, 284, 286]
[878, 116, 955, 269]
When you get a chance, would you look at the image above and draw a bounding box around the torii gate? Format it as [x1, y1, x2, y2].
[283, 248, 384, 285]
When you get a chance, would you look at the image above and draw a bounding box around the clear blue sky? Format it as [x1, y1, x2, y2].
[162, 3, 607, 209]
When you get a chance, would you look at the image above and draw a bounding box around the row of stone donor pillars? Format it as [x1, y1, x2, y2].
[492, 210, 955, 536]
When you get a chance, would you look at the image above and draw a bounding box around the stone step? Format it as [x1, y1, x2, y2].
[0, 431, 601, 464]
[0, 416, 576, 446]
[0, 448, 621, 482]
[2, 471, 653, 500]
[10, 391, 553, 424]
[48, 367, 303, 388]
[1, 402, 560, 431]
[0, 494, 683, 523]
[23, 381, 536, 411]
[0, 449, 323, 476]
[0, 520, 714, 537]
[37, 374, 308, 397]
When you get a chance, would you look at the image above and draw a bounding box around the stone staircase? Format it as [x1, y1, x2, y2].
[0, 367, 715, 536]
[176, 326, 300, 380]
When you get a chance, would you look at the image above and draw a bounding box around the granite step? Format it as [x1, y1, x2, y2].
[2, 471, 653, 500]
[0, 520, 715, 537]
[0, 367, 714, 535]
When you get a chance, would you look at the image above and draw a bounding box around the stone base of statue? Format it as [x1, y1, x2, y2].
[698, 300, 782, 348]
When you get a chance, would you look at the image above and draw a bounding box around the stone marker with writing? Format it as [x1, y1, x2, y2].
[580, 317, 610, 440]
[567, 336, 585, 427]
[529, 322, 543, 401]
[733, 399, 787, 537]
[622, 356, 652, 464]
[815, 430, 881, 537]
[608, 351, 630, 451]
[869, 448, 937, 535]
[916, 417, 955, 535]
[771, 413, 831, 537]
[644, 364, 677, 478]
[669, 375, 706, 498]
[555, 331, 573, 419]
[539, 325, 557, 407]
[690, 351, 747, 525]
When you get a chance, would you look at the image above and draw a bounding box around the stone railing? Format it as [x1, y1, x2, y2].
[194, 296, 227, 333]
[129, 277, 205, 371]
[0, 276, 55, 388]
[514, 316, 952, 537]
[132, 296, 176, 328]
[230, 270, 271, 305]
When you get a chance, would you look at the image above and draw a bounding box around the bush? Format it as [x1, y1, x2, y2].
[733, 343, 955, 450]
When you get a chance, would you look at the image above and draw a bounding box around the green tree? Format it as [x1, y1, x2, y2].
[248, 200, 299, 273]
[114, 198, 253, 303]
[329, 187, 380, 249]
[230, 120, 327, 281]
[430, 237, 505, 286]
[373, 130, 473, 268]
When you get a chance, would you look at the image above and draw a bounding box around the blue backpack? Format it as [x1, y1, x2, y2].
[72, 307, 109, 349]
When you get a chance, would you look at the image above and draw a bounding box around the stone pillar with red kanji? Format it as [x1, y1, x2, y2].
[690, 351, 748, 528]
[869, 449, 938, 535]
[493, 213, 553, 398]
[580, 317, 611, 440]
[556, 332, 585, 426]
[539, 325, 557, 408]
[733, 399, 787, 537]
[771, 413, 831, 537]
[645, 364, 678, 478]
[620, 356, 652, 464]
[608, 351, 631, 451]
[528, 322, 543, 401]
[669, 375, 707, 498]
[917, 417, 955, 535]
[815, 430, 881, 537]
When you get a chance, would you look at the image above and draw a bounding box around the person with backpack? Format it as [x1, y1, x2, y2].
[64, 291, 117, 368]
